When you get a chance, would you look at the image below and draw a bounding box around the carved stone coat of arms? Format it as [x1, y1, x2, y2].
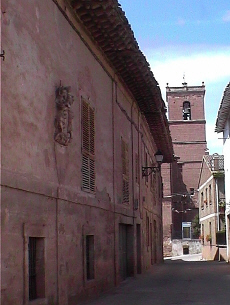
[54, 85, 74, 146]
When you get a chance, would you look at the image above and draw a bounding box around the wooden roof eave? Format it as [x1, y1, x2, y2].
[69, 0, 174, 161]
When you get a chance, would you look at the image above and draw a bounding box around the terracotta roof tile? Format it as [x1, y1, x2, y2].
[215, 82, 230, 133]
[70, 0, 174, 162]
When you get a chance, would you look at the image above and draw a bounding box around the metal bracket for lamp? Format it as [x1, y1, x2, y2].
[142, 150, 163, 177]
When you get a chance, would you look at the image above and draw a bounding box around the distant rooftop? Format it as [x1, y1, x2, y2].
[204, 153, 224, 172]
[215, 82, 230, 133]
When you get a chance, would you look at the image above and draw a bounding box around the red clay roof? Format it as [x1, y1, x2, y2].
[70, 0, 174, 163]
[215, 83, 230, 133]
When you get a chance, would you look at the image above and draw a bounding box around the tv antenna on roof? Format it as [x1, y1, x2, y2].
[182, 72, 187, 86]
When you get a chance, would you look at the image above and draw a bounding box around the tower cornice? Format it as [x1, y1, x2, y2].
[166, 86, 205, 95]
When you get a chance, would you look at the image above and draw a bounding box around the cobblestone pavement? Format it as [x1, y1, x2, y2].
[83, 255, 230, 305]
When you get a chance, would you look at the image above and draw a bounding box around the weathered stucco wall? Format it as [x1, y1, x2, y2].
[172, 239, 202, 257]
[1, 1, 165, 304]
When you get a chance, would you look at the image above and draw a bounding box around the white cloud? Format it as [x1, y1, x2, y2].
[146, 47, 230, 88]
[223, 10, 230, 22]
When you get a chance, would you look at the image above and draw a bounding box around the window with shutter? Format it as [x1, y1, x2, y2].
[82, 98, 95, 192]
[121, 138, 129, 204]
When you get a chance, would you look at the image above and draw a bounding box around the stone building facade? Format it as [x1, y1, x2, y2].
[1, 1, 173, 304]
[162, 82, 207, 256]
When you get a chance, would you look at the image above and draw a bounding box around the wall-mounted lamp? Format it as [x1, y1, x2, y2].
[142, 150, 163, 177]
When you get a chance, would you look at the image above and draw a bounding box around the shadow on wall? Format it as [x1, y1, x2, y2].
[171, 160, 198, 239]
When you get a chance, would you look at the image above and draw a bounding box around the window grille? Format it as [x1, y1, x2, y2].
[82, 98, 95, 192]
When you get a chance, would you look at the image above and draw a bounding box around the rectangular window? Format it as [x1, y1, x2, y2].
[182, 222, 191, 239]
[86, 235, 94, 280]
[209, 185, 212, 204]
[183, 101, 191, 120]
[121, 138, 129, 204]
[209, 222, 212, 244]
[82, 98, 95, 192]
[201, 192, 204, 209]
[28, 237, 45, 301]
[205, 188, 208, 206]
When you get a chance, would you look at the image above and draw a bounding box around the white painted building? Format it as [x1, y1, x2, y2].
[215, 82, 230, 262]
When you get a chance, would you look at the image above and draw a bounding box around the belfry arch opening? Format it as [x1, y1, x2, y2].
[183, 101, 191, 120]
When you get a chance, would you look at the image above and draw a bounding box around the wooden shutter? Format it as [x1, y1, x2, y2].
[89, 107, 95, 155]
[82, 155, 90, 190]
[82, 100, 90, 152]
[89, 158, 95, 191]
[82, 98, 95, 192]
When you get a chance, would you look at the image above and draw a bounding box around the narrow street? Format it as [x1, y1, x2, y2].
[83, 255, 230, 305]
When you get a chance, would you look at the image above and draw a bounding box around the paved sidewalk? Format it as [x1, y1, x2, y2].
[164, 253, 203, 262]
[82, 256, 230, 305]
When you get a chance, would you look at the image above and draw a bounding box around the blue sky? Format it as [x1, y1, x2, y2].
[119, 0, 230, 154]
